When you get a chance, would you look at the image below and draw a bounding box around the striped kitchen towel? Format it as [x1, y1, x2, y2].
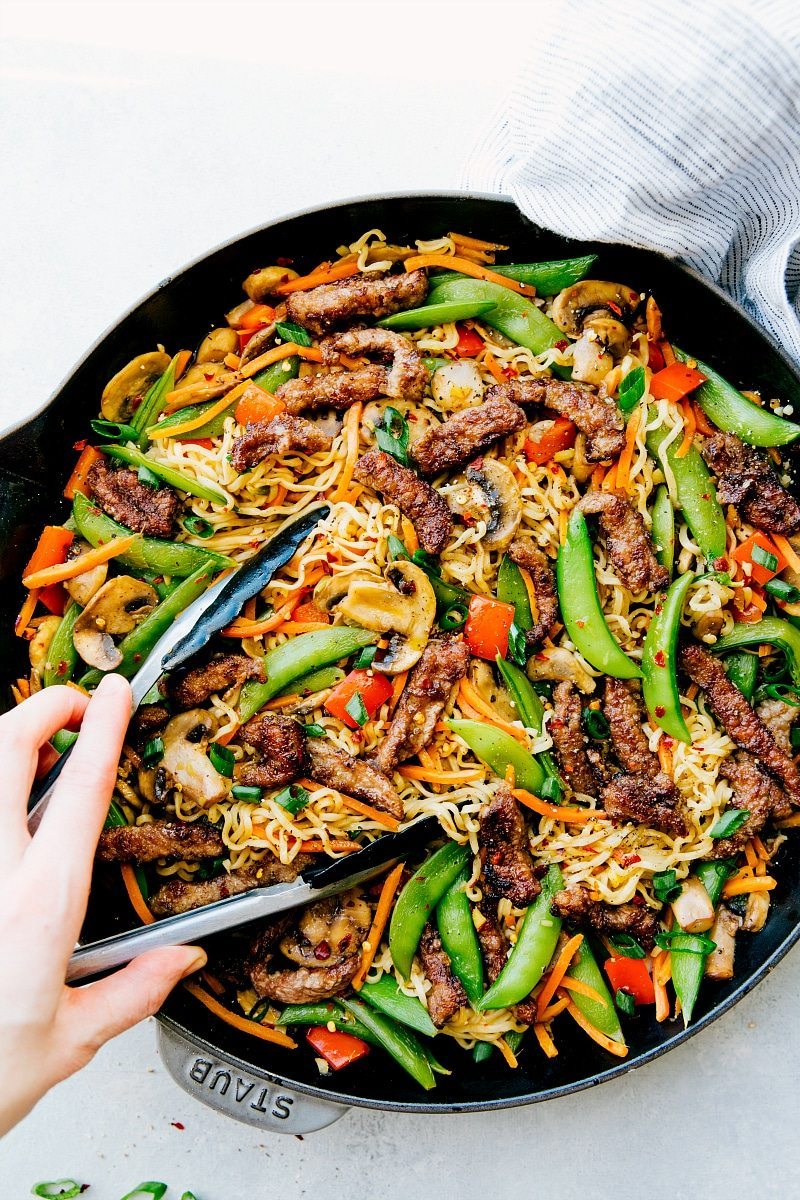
[463, 0, 800, 360]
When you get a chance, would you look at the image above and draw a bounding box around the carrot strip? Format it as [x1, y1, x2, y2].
[448, 231, 509, 254]
[753, 834, 770, 862]
[332, 402, 363, 503]
[297, 778, 399, 832]
[23, 535, 137, 589]
[615, 406, 641, 492]
[173, 349, 193, 381]
[772, 533, 800, 575]
[556, 976, 605, 1005]
[120, 864, 155, 925]
[512, 787, 602, 826]
[654, 950, 672, 989]
[352, 862, 405, 988]
[15, 588, 40, 637]
[533, 1023, 559, 1058]
[536, 933, 583, 1019]
[222, 596, 300, 638]
[483, 351, 506, 384]
[184, 981, 297, 1049]
[661, 340, 676, 366]
[299, 838, 361, 853]
[495, 1038, 519, 1069]
[401, 518, 419, 554]
[744, 840, 759, 871]
[200, 969, 226, 997]
[275, 261, 361, 295]
[601, 461, 619, 493]
[214, 723, 240, 746]
[721, 875, 776, 898]
[777, 812, 800, 828]
[657, 740, 673, 776]
[458, 678, 527, 743]
[388, 669, 409, 715]
[692, 399, 715, 436]
[397, 766, 484, 787]
[654, 975, 671, 1022]
[404, 254, 534, 297]
[239, 342, 323, 381]
[538, 994, 571, 1022]
[675, 399, 696, 459]
[152, 382, 249, 435]
[564, 999, 628, 1058]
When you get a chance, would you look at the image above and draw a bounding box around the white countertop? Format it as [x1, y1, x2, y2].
[2, 5, 800, 1196]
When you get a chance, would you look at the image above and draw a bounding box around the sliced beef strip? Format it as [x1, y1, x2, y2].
[96, 819, 224, 863]
[148, 855, 312, 917]
[495, 378, 625, 462]
[603, 679, 659, 777]
[507, 538, 558, 645]
[237, 713, 307, 790]
[129, 703, 170, 746]
[169, 655, 264, 710]
[277, 364, 388, 415]
[372, 634, 469, 774]
[550, 681, 606, 798]
[680, 643, 800, 802]
[353, 448, 452, 555]
[249, 951, 359, 1004]
[419, 923, 468, 1026]
[577, 492, 669, 593]
[478, 786, 540, 906]
[602, 772, 687, 836]
[476, 911, 508, 984]
[410, 395, 527, 477]
[700, 431, 800, 536]
[323, 328, 427, 402]
[284, 268, 428, 336]
[711, 752, 788, 856]
[230, 414, 332, 471]
[86, 459, 179, 538]
[551, 885, 660, 950]
[306, 738, 404, 820]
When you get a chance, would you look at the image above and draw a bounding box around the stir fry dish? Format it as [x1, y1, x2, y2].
[13, 228, 800, 1087]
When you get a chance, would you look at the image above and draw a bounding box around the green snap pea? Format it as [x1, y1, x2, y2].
[429, 254, 597, 295]
[339, 996, 435, 1090]
[378, 300, 496, 330]
[43, 600, 81, 687]
[641, 571, 694, 743]
[723, 650, 759, 701]
[646, 416, 727, 563]
[100, 442, 227, 505]
[446, 719, 545, 794]
[358, 976, 438, 1037]
[497, 554, 533, 631]
[713, 616, 800, 687]
[130, 356, 177, 449]
[277, 1001, 377, 1044]
[276, 665, 345, 698]
[651, 484, 675, 578]
[148, 399, 231, 441]
[669, 931, 717, 1027]
[50, 729, 78, 753]
[696, 859, 736, 907]
[423, 356, 451, 373]
[252, 355, 301, 393]
[495, 656, 561, 787]
[389, 841, 471, 979]
[566, 938, 624, 1044]
[557, 509, 642, 679]
[479, 865, 564, 1009]
[674, 347, 800, 447]
[239, 626, 377, 721]
[427, 277, 566, 360]
[437, 873, 484, 1004]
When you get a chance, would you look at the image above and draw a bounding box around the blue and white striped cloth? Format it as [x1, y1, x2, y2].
[463, 0, 800, 360]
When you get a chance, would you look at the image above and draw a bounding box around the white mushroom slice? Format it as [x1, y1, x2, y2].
[742, 890, 770, 933]
[363, 398, 439, 447]
[337, 560, 436, 674]
[705, 907, 740, 980]
[431, 360, 484, 410]
[670, 877, 715, 933]
[160, 710, 229, 806]
[72, 576, 158, 670]
[551, 280, 640, 340]
[29, 616, 61, 676]
[527, 647, 596, 694]
[101, 351, 171, 423]
[469, 661, 518, 723]
[570, 332, 615, 386]
[179, 361, 230, 391]
[242, 265, 299, 301]
[314, 569, 380, 614]
[444, 459, 521, 549]
[197, 327, 240, 363]
[63, 539, 108, 608]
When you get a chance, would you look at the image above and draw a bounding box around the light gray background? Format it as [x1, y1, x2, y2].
[1, 3, 799, 1197]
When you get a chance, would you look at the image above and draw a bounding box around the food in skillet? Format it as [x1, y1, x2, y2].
[13, 228, 800, 1086]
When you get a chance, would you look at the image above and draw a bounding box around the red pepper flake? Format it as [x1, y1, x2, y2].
[555, 339, 569, 351]
[204, 371, 215, 381]
[314, 941, 331, 960]
[662, 736, 674, 748]
[171, 1121, 185, 1131]
[57, 659, 68, 676]
[277, 256, 294, 267]
[621, 854, 641, 867]
[654, 705, 666, 718]
[576, 620, 585, 628]
[607, 301, 623, 317]
[73, 438, 88, 452]
[702, 493, 710, 501]
[631, 894, 645, 906]
[654, 650, 666, 667]
[502, 365, 518, 379]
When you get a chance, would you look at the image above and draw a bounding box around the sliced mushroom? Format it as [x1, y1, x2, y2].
[63, 538, 108, 607]
[101, 351, 171, 423]
[571, 433, 594, 484]
[444, 459, 521, 549]
[336, 559, 436, 674]
[705, 907, 740, 980]
[179, 361, 230, 391]
[160, 710, 229, 806]
[197, 327, 239, 364]
[279, 890, 372, 966]
[570, 333, 615, 387]
[670, 877, 715, 933]
[243, 265, 299, 301]
[527, 647, 596, 694]
[313, 569, 379, 614]
[431, 360, 483, 410]
[238, 323, 277, 367]
[29, 616, 61, 676]
[551, 281, 640, 385]
[73, 576, 158, 670]
[363, 398, 439, 448]
[469, 661, 517, 723]
[742, 890, 770, 933]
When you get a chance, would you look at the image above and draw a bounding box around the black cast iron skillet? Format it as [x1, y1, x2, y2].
[3, 192, 800, 1132]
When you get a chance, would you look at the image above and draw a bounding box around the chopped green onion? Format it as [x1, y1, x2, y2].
[653, 868, 682, 904]
[751, 544, 779, 572]
[353, 644, 377, 669]
[411, 547, 441, 574]
[582, 708, 610, 740]
[231, 784, 263, 803]
[540, 775, 561, 802]
[137, 463, 161, 488]
[142, 736, 164, 767]
[304, 722, 326, 738]
[506, 621, 528, 667]
[89, 418, 138, 441]
[248, 996, 273, 1022]
[440, 601, 469, 631]
[765, 577, 800, 604]
[791, 726, 800, 749]
[505, 1028, 525, 1053]
[275, 320, 312, 347]
[194, 855, 224, 880]
[344, 690, 369, 727]
[618, 365, 645, 413]
[708, 808, 750, 838]
[654, 930, 716, 955]
[615, 988, 635, 1016]
[472, 1040, 493, 1063]
[208, 742, 235, 777]
[759, 682, 800, 705]
[119, 1186, 168, 1200]
[274, 784, 311, 815]
[387, 533, 409, 561]
[181, 1192, 199, 1199]
[182, 514, 215, 539]
[375, 406, 410, 466]
[608, 934, 646, 959]
[31, 1183, 86, 1198]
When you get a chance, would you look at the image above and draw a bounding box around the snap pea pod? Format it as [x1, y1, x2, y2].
[100, 443, 228, 505]
[378, 300, 496, 330]
[276, 665, 345, 698]
[131, 355, 177, 449]
[674, 346, 800, 447]
[79, 562, 216, 688]
[479, 865, 563, 1009]
[423, 356, 451, 374]
[429, 254, 597, 294]
[339, 996, 435, 1090]
[646, 417, 727, 563]
[668, 931, 718, 1027]
[51, 728, 78, 753]
[651, 484, 675, 578]
[446, 719, 545, 794]
[713, 616, 800, 687]
[641, 571, 694, 743]
[73, 492, 233, 577]
[495, 656, 561, 786]
[277, 1001, 377, 1045]
[252, 355, 301, 394]
[42, 600, 81, 687]
[565, 938, 625, 1044]
[427, 276, 566, 359]
[358, 976, 438, 1037]
[497, 554, 533, 630]
[557, 509, 642, 679]
[389, 841, 471, 979]
[437, 873, 484, 1005]
[723, 650, 758, 701]
[696, 859, 736, 907]
[239, 626, 378, 722]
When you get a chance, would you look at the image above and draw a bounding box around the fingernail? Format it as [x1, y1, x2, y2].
[180, 948, 208, 979]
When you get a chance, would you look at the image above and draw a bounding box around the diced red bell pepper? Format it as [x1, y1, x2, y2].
[324, 669, 393, 729]
[454, 324, 484, 358]
[306, 1026, 370, 1070]
[731, 531, 787, 586]
[465, 594, 515, 661]
[649, 361, 706, 403]
[64, 445, 104, 501]
[23, 526, 74, 615]
[182, 438, 215, 449]
[292, 601, 330, 625]
[647, 339, 666, 372]
[604, 956, 656, 1005]
[524, 417, 577, 465]
[233, 384, 286, 427]
[238, 303, 277, 331]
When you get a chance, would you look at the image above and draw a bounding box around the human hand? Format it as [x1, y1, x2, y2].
[0, 675, 206, 1135]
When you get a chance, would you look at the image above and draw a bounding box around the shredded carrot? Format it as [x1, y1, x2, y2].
[184, 981, 297, 1049]
[120, 864, 155, 925]
[200, 969, 226, 997]
[657, 740, 674, 776]
[692, 399, 715, 436]
[239, 342, 323, 381]
[400, 518, 419, 555]
[332, 402, 363, 504]
[173, 349, 193, 381]
[352, 862, 405, 988]
[495, 1038, 519, 1069]
[654, 975, 671, 1022]
[517, 566, 539, 626]
[615, 406, 642, 491]
[675, 398, 696, 459]
[14, 676, 31, 700]
[557, 976, 605, 1005]
[777, 812, 800, 828]
[449, 231, 508, 256]
[23, 535, 137, 589]
[661, 340, 676, 366]
[722, 875, 776, 898]
[685, 683, 699, 702]
[646, 296, 663, 341]
[483, 350, 506, 384]
[388, 670, 409, 715]
[564, 999, 628, 1057]
[221, 596, 300, 638]
[223, 353, 241, 370]
[536, 934, 583, 1020]
[591, 464, 606, 490]
[299, 838, 361, 853]
[512, 787, 602, 826]
[151, 382, 248, 435]
[772, 533, 800, 575]
[64, 445, 104, 500]
[752, 834, 770, 862]
[275, 260, 361, 295]
[538, 994, 571, 1022]
[418, 745, 442, 772]
[15, 588, 40, 637]
[654, 950, 672, 989]
[533, 1023, 559, 1058]
[404, 253, 534, 297]
[298, 778, 399, 832]
[214, 723, 240, 746]
[744, 840, 759, 871]
[504, 763, 516, 788]
[458, 678, 527, 743]
[601, 461, 619, 493]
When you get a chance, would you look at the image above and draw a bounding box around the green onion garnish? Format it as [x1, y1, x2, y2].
[506, 621, 528, 667]
[751, 544, 779, 572]
[765, 577, 800, 603]
[344, 690, 369, 727]
[89, 418, 138, 441]
[615, 988, 635, 1016]
[274, 784, 311, 815]
[375, 406, 410, 466]
[182, 514, 215, 538]
[440, 601, 469, 631]
[209, 742, 235, 777]
[31, 1183, 87, 1198]
[708, 808, 750, 838]
[275, 320, 312, 347]
[411, 547, 440, 574]
[472, 1040, 493, 1063]
[582, 708, 610, 740]
[353, 644, 377, 669]
[652, 868, 682, 904]
[654, 930, 716, 955]
[304, 722, 326, 738]
[119, 1185, 168, 1200]
[142, 736, 164, 767]
[231, 784, 263, 803]
[608, 934, 646, 959]
[540, 775, 561, 802]
[617, 365, 645, 413]
[387, 533, 409, 561]
[137, 463, 161, 489]
[791, 726, 800, 749]
[248, 997, 273, 1022]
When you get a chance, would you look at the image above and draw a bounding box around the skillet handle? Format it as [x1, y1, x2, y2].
[156, 1020, 349, 1134]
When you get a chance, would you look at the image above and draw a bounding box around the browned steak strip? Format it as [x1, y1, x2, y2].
[602, 772, 687, 836]
[700, 431, 800, 536]
[129, 703, 170, 745]
[476, 912, 508, 984]
[755, 697, 797, 755]
[97, 819, 224, 863]
[410, 395, 526, 477]
[577, 492, 669, 592]
[507, 539, 558, 645]
[681, 644, 800, 802]
[496, 378, 625, 462]
[419, 923, 467, 1026]
[551, 885, 660, 950]
[230, 414, 332, 471]
[354, 448, 452, 555]
[711, 752, 787, 856]
[237, 714, 307, 789]
[323, 328, 427, 402]
[306, 739, 403, 820]
[478, 786, 539, 906]
[285, 268, 428, 336]
[372, 634, 469, 773]
[169, 655, 263, 710]
[277, 364, 388, 415]
[550, 681, 605, 798]
[249, 954, 358, 1004]
[603, 679, 659, 777]
[246, 897, 367, 1003]
[149, 855, 311, 917]
[87, 459, 179, 538]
